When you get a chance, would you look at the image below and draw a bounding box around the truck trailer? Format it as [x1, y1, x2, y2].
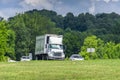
[35, 34, 65, 60]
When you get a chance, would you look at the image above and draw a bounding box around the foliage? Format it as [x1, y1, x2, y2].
[102, 42, 120, 59]
[80, 35, 104, 59]
[63, 29, 83, 57]
[4, 9, 120, 60]
[80, 35, 120, 59]
[8, 12, 61, 60]
[0, 21, 15, 61]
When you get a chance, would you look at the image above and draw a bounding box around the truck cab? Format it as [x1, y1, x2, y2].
[47, 44, 65, 59]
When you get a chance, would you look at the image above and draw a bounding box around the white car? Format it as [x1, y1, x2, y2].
[69, 54, 84, 61]
[21, 56, 31, 61]
[8, 59, 16, 62]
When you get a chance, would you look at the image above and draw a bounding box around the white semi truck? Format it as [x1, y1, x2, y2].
[35, 34, 65, 60]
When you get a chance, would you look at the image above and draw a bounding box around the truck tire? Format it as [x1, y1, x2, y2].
[45, 55, 48, 60]
[35, 56, 38, 60]
[41, 54, 48, 60]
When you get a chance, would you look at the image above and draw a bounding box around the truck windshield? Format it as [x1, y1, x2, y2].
[49, 44, 63, 49]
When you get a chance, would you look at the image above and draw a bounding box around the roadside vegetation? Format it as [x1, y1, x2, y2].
[1, 9, 120, 61]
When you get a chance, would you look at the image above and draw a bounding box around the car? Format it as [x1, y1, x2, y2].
[8, 59, 16, 62]
[21, 56, 31, 61]
[69, 54, 84, 61]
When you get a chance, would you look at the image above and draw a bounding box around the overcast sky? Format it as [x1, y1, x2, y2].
[0, 0, 120, 19]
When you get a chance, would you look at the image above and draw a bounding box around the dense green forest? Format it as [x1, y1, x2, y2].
[0, 9, 120, 61]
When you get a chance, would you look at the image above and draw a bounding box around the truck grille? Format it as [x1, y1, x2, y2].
[54, 52, 62, 56]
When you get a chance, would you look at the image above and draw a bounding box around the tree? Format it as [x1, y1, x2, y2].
[80, 35, 120, 59]
[9, 11, 60, 60]
[5, 30, 16, 59]
[80, 35, 104, 60]
[102, 42, 119, 59]
[115, 43, 120, 58]
[7, 9, 120, 60]
[63, 29, 82, 57]
[63, 12, 76, 30]
[0, 21, 15, 61]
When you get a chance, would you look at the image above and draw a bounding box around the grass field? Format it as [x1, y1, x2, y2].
[0, 60, 120, 80]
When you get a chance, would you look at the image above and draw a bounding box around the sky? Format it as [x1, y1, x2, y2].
[0, 0, 120, 19]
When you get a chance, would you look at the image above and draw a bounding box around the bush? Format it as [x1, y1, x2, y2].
[0, 55, 8, 62]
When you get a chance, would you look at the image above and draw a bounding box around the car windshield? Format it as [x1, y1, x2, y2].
[73, 56, 82, 58]
[49, 44, 63, 49]
[71, 55, 82, 58]
[22, 56, 29, 59]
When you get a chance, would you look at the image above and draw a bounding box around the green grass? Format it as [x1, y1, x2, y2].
[0, 60, 120, 80]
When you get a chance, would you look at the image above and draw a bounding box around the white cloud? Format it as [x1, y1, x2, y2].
[0, 0, 63, 20]
[0, 0, 120, 20]
[0, 11, 8, 20]
[89, 0, 120, 14]
[19, 0, 56, 10]
[96, 0, 120, 3]
[103, 0, 111, 3]
[0, 8, 25, 20]
[89, 0, 95, 14]
[112, 0, 119, 2]
[89, 6, 95, 14]
[0, 0, 11, 4]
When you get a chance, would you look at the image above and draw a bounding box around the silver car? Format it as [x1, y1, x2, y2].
[21, 56, 31, 61]
[69, 54, 84, 61]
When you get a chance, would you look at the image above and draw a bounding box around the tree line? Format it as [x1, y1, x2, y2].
[0, 9, 120, 61]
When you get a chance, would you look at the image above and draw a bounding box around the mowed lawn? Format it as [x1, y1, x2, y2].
[0, 60, 120, 80]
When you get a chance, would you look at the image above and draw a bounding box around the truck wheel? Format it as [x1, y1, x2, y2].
[45, 55, 48, 60]
[35, 56, 38, 60]
[42, 55, 48, 60]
